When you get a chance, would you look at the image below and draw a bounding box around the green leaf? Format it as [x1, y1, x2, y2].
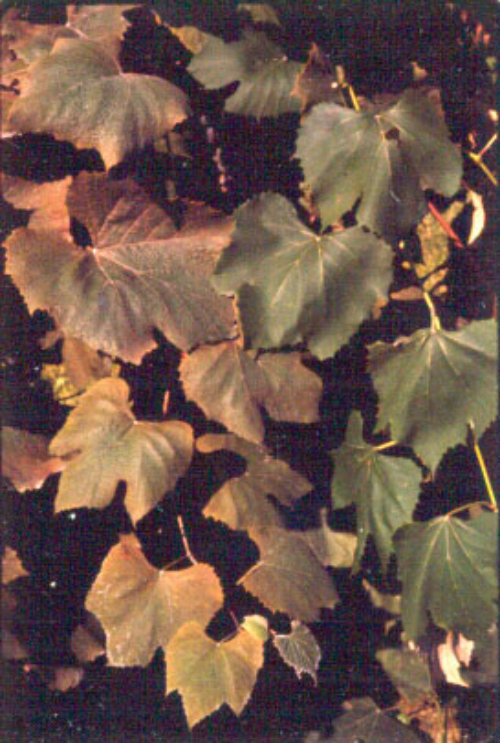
[240, 614, 269, 642]
[394, 511, 498, 641]
[273, 620, 321, 683]
[166, 620, 265, 729]
[2, 427, 64, 492]
[331, 411, 421, 571]
[197, 433, 312, 529]
[331, 697, 422, 742]
[180, 342, 321, 443]
[86, 534, 223, 666]
[296, 90, 462, 235]
[213, 192, 393, 359]
[50, 378, 193, 524]
[5, 173, 236, 363]
[240, 527, 338, 621]
[188, 29, 301, 117]
[376, 648, 433, 703]
[302, 508, 357, 569]
[8, 37, 189, 168]
[368, 318, 498, 472]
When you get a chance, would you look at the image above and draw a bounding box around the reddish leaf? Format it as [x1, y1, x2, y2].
[2, 427, 64, 492]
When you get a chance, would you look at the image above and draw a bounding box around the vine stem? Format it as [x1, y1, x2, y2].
[373, 440, 398, 452]
[464, 149, 498, 187]
[177, 515, 198, 564]
[347, 84, 361, 111]
[423, 291, 441, 331]
[470, 422, 497, 511]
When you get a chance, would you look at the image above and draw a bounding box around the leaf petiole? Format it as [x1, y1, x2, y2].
[465, 150, 498, 187]
[423, 291, 441, 331]
[469, 422, 497, 511]
[373, 440, 398, 452]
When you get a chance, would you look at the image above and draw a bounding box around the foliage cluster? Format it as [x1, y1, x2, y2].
[1, 2, 497, 740]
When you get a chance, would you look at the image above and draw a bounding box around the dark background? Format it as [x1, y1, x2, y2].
[1, 2, 497, 741]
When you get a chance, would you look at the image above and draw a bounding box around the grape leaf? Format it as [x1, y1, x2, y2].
[240, 527, 338, 621]
[331, 697, 422, 743]
[188, 29, 301, 118]
[376, 648, 432, 703]
[50, 378, 193, 524]
[213, 192, 393, 359]
[302, 508, 357, 569]
[394, 511, 498, 642]
[8, 37, 189, 168]
[2, 547, 29, 584]
[197, 434, 312, 529]
[291, 43, 344, 113]
[331, 411, 421, 571]
[65, 5, 137, 57]
[368, 318, 498, 472]
[237, 3, 281, 26]
[296, 90, 462, 235]
[166, 620, 265, 729]
[273, 620, 321, 683]
[70, 622, 105, 664]
[5, 173, 236, 363]
[86, 534, 223, 666]
[180, 342, 321, 443]
[240, 614, 269, 642]
[1, 174, 72, 236]
[2, 427, 64, 492]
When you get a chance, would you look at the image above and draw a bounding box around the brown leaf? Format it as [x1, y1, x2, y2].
[198, 434, 312, 530]
[2, 546, 29, 584]
[1, 174, 72, 236]
[240, 527, 338, 621]
[291, 43, 343, 114]
[181, 343, 321, 443]
[50, 378, 193, 524]
[86, 534, 224, 666]
[2, 427, 64, 492]
[70, 624, 105, 664]
[6, 173, 236, 363]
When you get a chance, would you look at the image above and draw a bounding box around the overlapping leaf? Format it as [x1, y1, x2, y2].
[330, 697, 422, 743]
[331, 411, 421, 571]
[197, 434, 312, 530]
[2, 427, 64, 492]
[2, 547, 29, 584]
[1, 175, 72, 235]
[240, 527, 337, 621]
[368, 318, 498, 472]
[213, 193, 393, 359]
[50, 378, 193, 524]
[376, 648, 433, 702]
[166, 620, 265, 729]
[7, 37, 189, 168]
[86, 534, 223, 666]
[188, 29, 301, 117]
[5, 173, 236, 362]
[180, 342, 321, 443]
[65, 5, 138, 57]
[302, 508, 357, 569]
[273, 621, 321, 683]
[394, 511, 498, 642]
[296, 90, 462, 235]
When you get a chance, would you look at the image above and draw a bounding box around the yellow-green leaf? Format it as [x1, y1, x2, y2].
[166, 620, 265, 729]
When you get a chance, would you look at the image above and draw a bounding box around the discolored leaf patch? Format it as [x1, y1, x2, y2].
[2, 427, 64, 492]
